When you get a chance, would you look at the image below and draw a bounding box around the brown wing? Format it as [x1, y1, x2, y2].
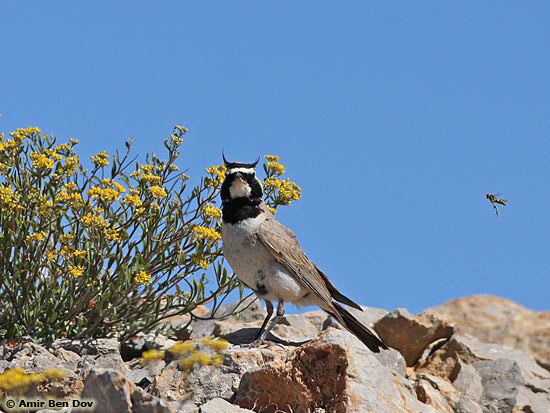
[256, 214, 361, 310]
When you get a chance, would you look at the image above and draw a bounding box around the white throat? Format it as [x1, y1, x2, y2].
[229, 177, 252, 198]
[227, 167, 255, 175]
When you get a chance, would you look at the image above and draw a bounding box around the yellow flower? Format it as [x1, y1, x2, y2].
[213, 354, 223, 365]
[140, 172, 162, 183]
[70, 138, 79, 145]
[267, 206, 276, 215]
[277, 179, 302, 205]
[43, 369, 67, 380]
[124, 193, 142, 207]
[191, 255, 211, 269]
[170, 341, 195, 355]
[180, 357, 195, 370]
[0, 185, 14, 205]
[46, 249, 58, 260]
[203, 204, 222, 219]
[64, 156, 80, 173]
[264, 177, 282, 190]
[202, 337, 229, 351]
[9, 127, 41, 142]
[64, 182, 78, 192]
[104, 227, 122, 243]
[60, 233, 73, 244]
[29, 152, 55, 170]
[140, 164, 155, 172]
[43, 149, 62, 161]
[71, 249, 86, 259]
[204, 164, 226, 187]
[57, 189, 83, 208]
[90, 151, 109, 167]
[114, 182, 126, 193]
[192, 226, 221, 242]
[149, 185, 167, 198]
[81, 212, 108, 227]
[264, 154, 280, 162]
[135, 271, 152, 285]
[55, 143, 72, 152]
[170, 134, 184, 145]
[68, 265, 84, 278]
[26, 231, 47, 242]
[0, 367, 46, 392]
[267, 161, 285, 176]
[140, 349, 165, 365]
[193, 351, 212, 365]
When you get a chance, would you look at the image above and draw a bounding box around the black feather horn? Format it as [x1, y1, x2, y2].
[252, 156, 260, 167]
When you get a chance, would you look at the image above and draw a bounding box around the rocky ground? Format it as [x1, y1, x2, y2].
[1, 295, 549, 413]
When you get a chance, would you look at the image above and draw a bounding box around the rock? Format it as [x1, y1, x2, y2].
[373, 347, 407, 376]
[417, 334, 550, 412]
[1, 340, 83, 397]
[452, 361, 483, 403]
[82, 368, 171, 413]
[153, 344, 291, 405]
[165, 400, 199, 413]
[301, 310, 329, 331]
[211, 319, 314, 345]
[236, 328, 438, 413]
[49, 337, 129, 376]
[2, 341, 79, 373]
[373, 308, 455, 366]
[410, 372, 461, 408]
[279, 314, 320, 338]
[81, 368, 134, 413]
[426, 295, 550, 371]
[200, 398, 254, 413]
[415, 377, 454, 413]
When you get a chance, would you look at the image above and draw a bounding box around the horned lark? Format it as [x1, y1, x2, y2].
[220, 157, 388, 352]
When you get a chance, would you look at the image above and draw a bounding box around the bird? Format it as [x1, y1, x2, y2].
[220, 156, 388, 352]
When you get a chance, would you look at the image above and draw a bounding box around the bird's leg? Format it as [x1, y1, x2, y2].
[255, 300, 274, 340]
[257, 300, 285, 342]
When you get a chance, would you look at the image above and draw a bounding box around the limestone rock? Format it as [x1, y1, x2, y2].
[374, 308, 455, 366]
[50, 337, 129, 376]
[82, 368, 171, 413]
[152, 344, 291, 405]
[236, 328, 438, 413]
[200, 398, 254, 413]
[426, 294, 550, 370]
[415, 377, 454, 413]
[417, 334, 550, 412]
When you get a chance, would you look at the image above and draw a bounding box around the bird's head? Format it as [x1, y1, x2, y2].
[220, 154, 263, 204]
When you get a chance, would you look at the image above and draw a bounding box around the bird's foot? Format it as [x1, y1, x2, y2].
[240, 338, 268, 348]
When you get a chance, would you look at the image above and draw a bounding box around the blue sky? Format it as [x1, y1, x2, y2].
[1, 2, 549, 313]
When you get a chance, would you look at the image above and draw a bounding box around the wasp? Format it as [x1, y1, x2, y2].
[486, 193, 507, 218]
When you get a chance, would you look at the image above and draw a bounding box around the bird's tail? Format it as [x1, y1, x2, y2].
[328, 302, 389, 353]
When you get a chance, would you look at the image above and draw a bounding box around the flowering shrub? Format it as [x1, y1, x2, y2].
[140, 337, 229, 369]
[0, 367, 66, 394]
[0, 127, 301, 342]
